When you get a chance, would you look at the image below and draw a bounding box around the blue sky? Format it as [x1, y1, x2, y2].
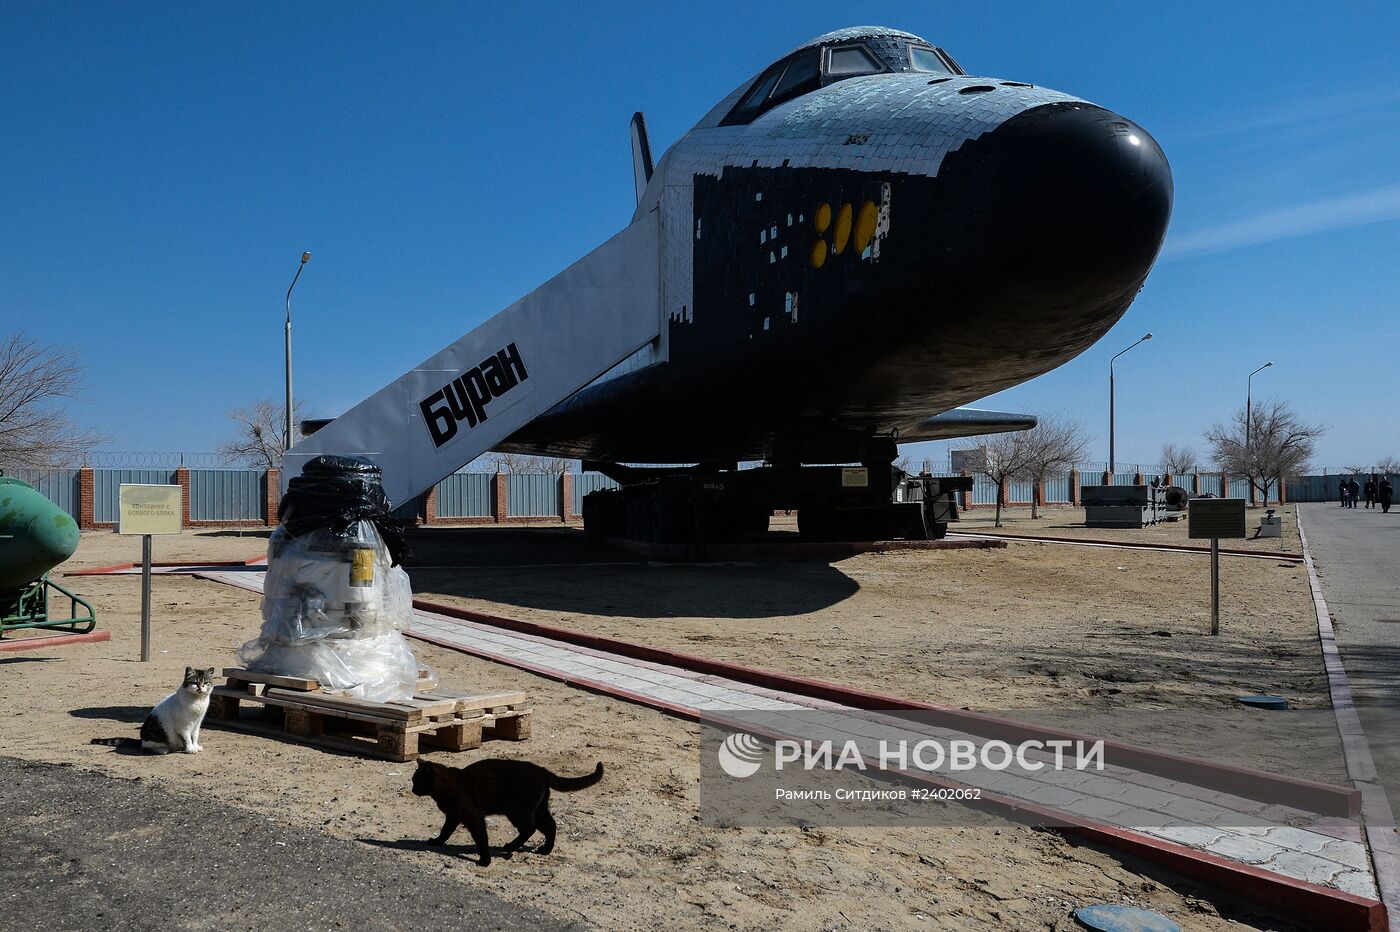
[4, 3, 1398, 469]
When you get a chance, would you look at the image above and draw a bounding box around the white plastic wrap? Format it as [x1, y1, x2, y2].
[238, 520, 437, 702]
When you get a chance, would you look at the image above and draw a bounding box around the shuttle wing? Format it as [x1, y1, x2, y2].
[902, 408, 1037, 441]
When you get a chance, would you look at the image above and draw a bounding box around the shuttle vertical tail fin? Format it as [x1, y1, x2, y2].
[630, 111, 654, 205]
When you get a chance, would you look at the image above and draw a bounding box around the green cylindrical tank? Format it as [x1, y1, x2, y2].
[0, 476, 81, 595]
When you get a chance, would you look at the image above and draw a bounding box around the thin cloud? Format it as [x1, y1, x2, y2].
[1161, 182, 1400, 260]
[1184, 87, 1400, 140]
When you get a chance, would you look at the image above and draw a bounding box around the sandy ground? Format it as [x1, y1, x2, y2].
[0, 522, 1339, 931]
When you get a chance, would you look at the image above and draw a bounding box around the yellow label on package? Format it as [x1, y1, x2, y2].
[350, 549, 375, 586]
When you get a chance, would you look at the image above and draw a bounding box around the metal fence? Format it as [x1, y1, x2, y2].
[1044, 473, 1072, 503]
[434, 473, 493, 518]
[17, 459, 1348, 524]
[0, 468, 81, 519]
[573, 473, 619, 513]
[188, 469, 263, 522]
[1007, 478, 1034, 503]
[94, 469, 176, 523]
[507, 474, 560, 517]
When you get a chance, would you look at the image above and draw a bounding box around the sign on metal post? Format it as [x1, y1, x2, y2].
[118, 484, 182, 661]
[1187, 498, 1247, 635]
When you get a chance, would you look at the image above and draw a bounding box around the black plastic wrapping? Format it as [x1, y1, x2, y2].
[277, 455, 406, 565]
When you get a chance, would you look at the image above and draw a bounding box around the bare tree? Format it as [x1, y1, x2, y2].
[0, 331, 104, 468]
[1376, 456, 1400, 478]
[1206, 400, 1322, 505]
[219, 399, 306, 471]
[483, 451, 574, 475]
[1022, 414, 1089, 519]
[980, 430, 1038, 528]
[1159, 443, 1198, 476]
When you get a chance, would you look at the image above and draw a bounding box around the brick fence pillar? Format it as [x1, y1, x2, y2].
[1036, 477, 1046, 510]
[264, 468, 281, 527]
[1134, 471, 1144, 486]
[1102, 469, 1112, 486]
[423, 483, 437, 526]
[960, 472, 971, 510]
[78, 466, 95, 530]
[561, 473, 574, 521]
[1069, 469, 1080, 505]
[1163, 472, 1173, 488]
[998, 478, 1010, 507]
[1190, 473, 1200, 495]
[493, 472, 508, 523]
[1279, 477, 1287, 505]
[175, 466, 191, 528]
[1221, 475, 1231, 498]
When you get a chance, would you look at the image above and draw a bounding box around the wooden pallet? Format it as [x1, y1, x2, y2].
[208, 668, 531, 762]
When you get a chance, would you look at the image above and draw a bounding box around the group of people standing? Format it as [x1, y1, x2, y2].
[1339, 475, 1393, 512]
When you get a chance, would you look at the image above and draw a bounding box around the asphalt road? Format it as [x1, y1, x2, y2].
[0, 756, 582, 932]
[1297, 502, 1400, 809]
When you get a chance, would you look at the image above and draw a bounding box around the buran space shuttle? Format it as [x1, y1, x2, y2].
[288, 26, 1172, 542]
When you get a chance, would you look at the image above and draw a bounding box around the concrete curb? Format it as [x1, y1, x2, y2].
[1297, 507, 1400, 931]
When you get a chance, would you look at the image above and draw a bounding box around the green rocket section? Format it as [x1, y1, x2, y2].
[0, 475, 95, 635]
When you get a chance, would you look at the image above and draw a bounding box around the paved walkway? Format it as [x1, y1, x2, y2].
[0, 756, 574, 932]
[1297, 502, 1400, 807]
[198, 568, 1381, 902]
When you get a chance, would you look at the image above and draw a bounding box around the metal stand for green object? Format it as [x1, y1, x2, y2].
[0, 574, 97, 636]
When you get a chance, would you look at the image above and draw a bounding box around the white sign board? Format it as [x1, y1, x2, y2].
[118, 484, 182, 535]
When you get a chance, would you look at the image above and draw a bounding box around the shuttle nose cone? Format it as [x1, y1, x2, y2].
[941, 103, 1173, 304]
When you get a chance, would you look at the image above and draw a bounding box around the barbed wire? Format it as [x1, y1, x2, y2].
[84, 451, 234, 469]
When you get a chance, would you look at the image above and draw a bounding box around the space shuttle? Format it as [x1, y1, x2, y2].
[287, 26, 1172, 542]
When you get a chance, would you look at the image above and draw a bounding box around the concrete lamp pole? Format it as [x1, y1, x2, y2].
[1108, 332, 1153, 474]
[284, 252, 311, 452]
[1246, 361, 1273, 451]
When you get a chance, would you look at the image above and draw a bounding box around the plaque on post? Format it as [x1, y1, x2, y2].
[1187, 498, 1247, 635]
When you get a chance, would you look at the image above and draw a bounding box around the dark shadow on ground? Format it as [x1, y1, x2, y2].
[359, 835, 523, 864]
[0, 655, 59, 665]
[195, 529, 272, 539]
[70, 705, 147, 723]
[402, 526, 861, 619]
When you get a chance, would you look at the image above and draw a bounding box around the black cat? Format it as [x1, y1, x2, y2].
[411, 758, 603, 866]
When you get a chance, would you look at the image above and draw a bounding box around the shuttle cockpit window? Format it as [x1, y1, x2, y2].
[722, 50, 821, 125]
[771, 51, 820, 100]
[909, 45, 955, 74]
[826, 45, 882, 78]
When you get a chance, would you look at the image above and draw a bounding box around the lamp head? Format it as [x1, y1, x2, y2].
[1266, 361, 1274, 367]
[301, 252, 311, 264]
[1142, 332, 1153, 341]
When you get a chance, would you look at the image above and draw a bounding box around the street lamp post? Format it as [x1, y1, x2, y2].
[1108, 332, 1153, 474]
[1246, 361, 1274, 451]
[284, 252, 311, 452]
